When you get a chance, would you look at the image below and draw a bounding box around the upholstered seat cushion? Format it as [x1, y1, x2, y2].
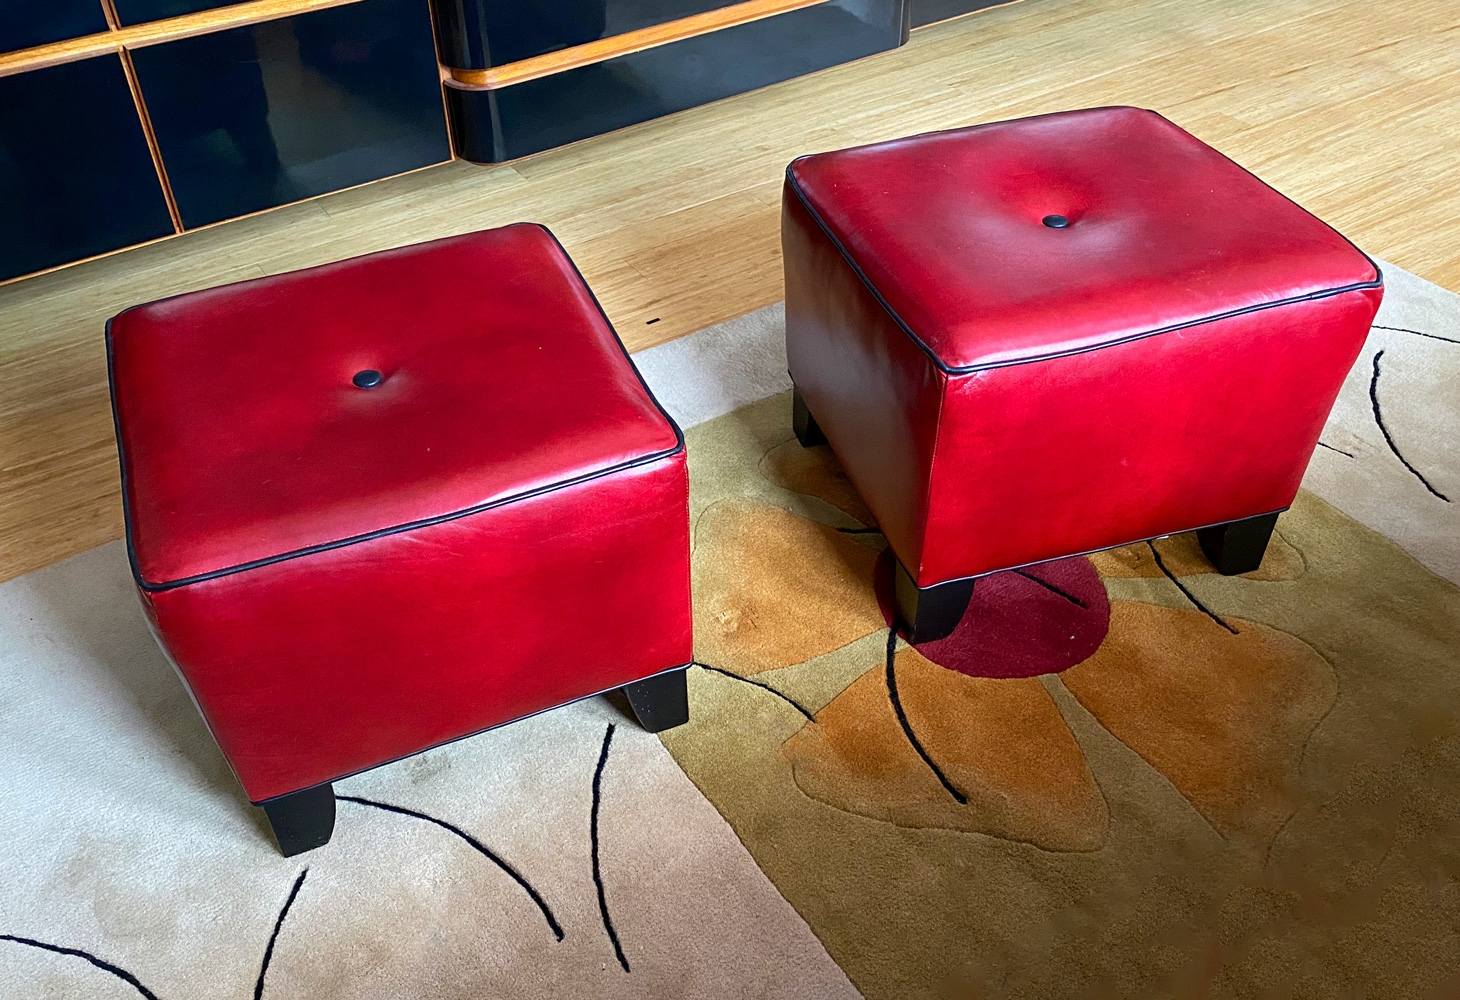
[786, 106, 1379, 372]
[110, 224, 680, 590]
[107, 226, 690, 803]
[782, 107, 1382, 588]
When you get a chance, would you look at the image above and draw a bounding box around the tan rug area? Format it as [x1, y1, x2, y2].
[1, 258, 1456, 998]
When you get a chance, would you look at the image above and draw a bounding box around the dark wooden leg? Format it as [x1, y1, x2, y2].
[622, 667, 690, 733]
[1196, 511, 1280, 575]
[792, 384, 827, 447]
[260, 782, 336, 857]
[894, 559, 975, 644]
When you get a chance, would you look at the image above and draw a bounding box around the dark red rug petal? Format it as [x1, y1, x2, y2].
[876, 551, 1111, 678]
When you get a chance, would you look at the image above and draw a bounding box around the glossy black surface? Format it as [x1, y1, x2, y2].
[1197, 511, 1281, 576]
[132, 0, 450, 229]
[0, 0, 108, 54]
[893, 558, 975, 645]
[435, 0, 756, 70]
[621, 667, 691, 732]
[111, 0, 247, 28]
[449, 0, 903, 162]
[910, 0, 1006, 28]
[0, 55, 175, 282]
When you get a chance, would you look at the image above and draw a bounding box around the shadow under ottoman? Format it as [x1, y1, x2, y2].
[106, 225, 692, 855]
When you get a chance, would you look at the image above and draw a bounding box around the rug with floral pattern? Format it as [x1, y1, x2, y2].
[662, 389, 1460, 999]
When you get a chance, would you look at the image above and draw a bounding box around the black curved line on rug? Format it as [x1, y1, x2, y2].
[591, 723, 631, 973]
[1371, 323, 1460, 345]
[885, 628, 968, 804]
[0, 934, 161, 1000]
[1147, 542, 1238, 634]
[336, 795, 564, 941]
[254, 868, 308, 1000]
[694, 661, 815, 719]
[1368, 350, 1451, 502]
[1013, 568, 1087, 608]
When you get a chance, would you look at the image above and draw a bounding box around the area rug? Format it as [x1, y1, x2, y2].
[1, 259, 1457, 998]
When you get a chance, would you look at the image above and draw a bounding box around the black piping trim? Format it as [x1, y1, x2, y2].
[904, 508, 1291, 590]
[106, 224, 686, 593]
[250, 663, 692, 805]
[784, 107, 1383, 376]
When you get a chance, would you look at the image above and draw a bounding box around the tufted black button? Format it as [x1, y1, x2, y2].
[1042, 214, 1071, 229]
[352, 369, 384, 389]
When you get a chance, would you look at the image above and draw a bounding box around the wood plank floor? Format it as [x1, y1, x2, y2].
[2, 0, 1457, 582]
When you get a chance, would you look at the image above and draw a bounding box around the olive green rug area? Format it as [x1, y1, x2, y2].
[663, 380, 1460, 998]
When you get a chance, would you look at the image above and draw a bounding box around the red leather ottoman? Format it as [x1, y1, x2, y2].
[782, 106, 1383, 643]
[107, 225, 691, 855]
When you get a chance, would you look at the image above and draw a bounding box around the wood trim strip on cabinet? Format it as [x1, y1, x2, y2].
[0, 0, 371, 78]
[117, 46, 185, 233]
[446, 0, 834, 91]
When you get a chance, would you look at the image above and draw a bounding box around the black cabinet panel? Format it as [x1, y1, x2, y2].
[911, 0, 1007, 27]
[435, 0, 753, 70]
[131, 0, 451, 229]
[0, 55, 174, 282]
[0, 0, 109, 54]
[111, 0, 253, 28]
[449, 0, 902, 162]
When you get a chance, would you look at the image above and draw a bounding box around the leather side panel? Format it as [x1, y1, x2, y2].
[920, 285, 1383, 584]
[783, 181, 943, 575]
[147, 451, 691, 802]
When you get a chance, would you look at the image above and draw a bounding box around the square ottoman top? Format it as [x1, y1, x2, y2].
[108, 224, 682, 591]
[785, 106, 1381, 372]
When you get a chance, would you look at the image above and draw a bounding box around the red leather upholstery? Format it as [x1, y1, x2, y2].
[109, 225, 691, 802]
[784, 107, 1382, 587]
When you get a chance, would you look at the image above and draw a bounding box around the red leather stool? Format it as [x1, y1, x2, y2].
[782, 107, 1383, 643]
[107, 225, 691, 855]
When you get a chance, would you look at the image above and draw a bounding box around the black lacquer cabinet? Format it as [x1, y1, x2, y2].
[0, 0, 109, 54]
[0, 0, 935, 283]
[0, 0, 451, 282]
[435, 0, 742, 70]
[445, 0, 907, 163]
[0, 55, 175, 282]
[910, 0, 1009, 28]
[111, 0, 253, 27]
[131, 0, 450, 228]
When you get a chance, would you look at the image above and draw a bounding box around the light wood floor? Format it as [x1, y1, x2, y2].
[2, 0, 1457, 583]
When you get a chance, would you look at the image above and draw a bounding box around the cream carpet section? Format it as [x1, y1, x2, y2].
[632, 302, 792, 430]
[1302, 260, 1460, 584]
[0, 543, 859, 999]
